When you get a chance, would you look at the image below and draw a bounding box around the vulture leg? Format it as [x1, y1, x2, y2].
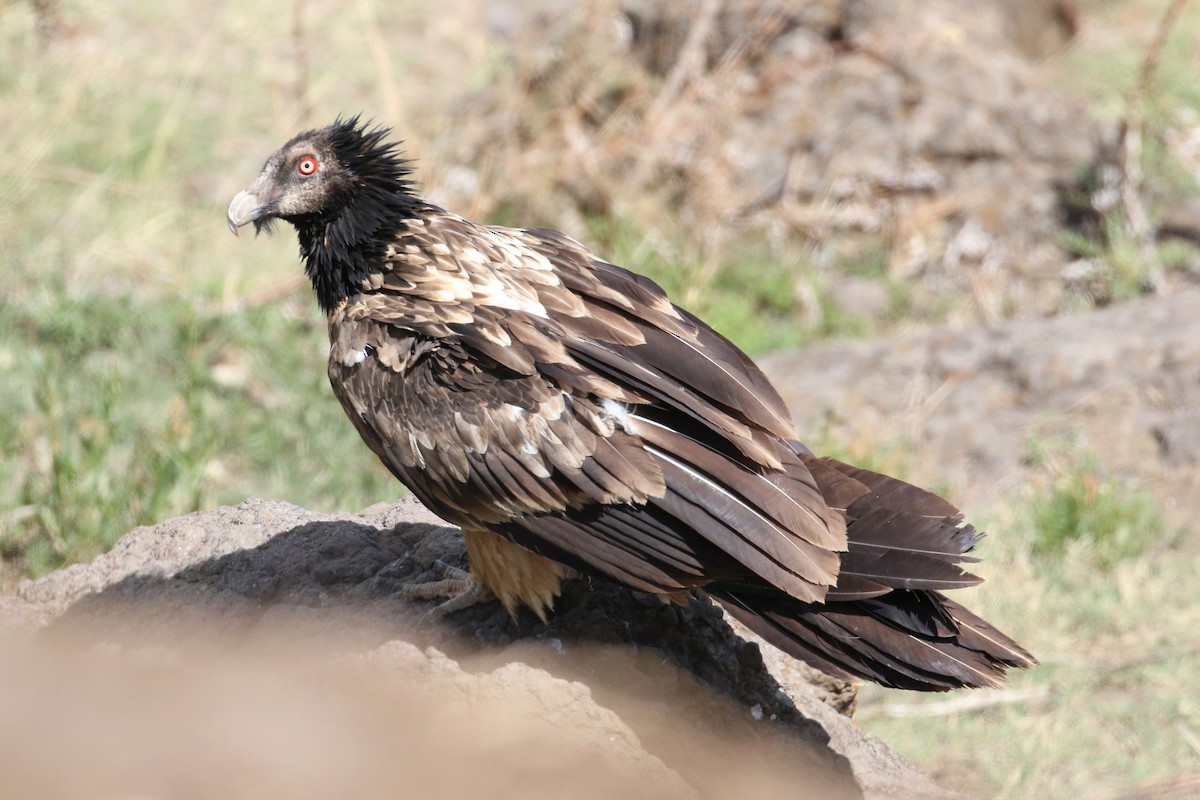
[401, 529, 566, 622]
[400, 559, 493, 619]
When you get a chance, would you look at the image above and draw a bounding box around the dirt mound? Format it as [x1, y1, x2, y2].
[449, 0, 1095, 319]
[4, 496, 965, 800]
[0, 636, 693, 800]
[762, 285, 1200, 530]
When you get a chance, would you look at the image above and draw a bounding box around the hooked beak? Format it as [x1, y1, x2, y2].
[227, 189, 267, 236]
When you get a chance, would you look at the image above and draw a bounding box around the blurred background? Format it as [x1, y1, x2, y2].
[2, 0, 1199, 796]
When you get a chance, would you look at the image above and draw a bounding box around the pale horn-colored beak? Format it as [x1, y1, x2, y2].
[227, 189, 265, 236]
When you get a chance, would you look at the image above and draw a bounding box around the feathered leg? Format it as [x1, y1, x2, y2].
[401, 528, 566, 621]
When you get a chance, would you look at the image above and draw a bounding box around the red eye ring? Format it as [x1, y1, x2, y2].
[297, 156, 319, 176]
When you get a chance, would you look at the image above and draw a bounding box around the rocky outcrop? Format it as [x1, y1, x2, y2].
[5, 496, 960, 800]
[449, 0, 1096, 318]
[761, 286, 1200, 526]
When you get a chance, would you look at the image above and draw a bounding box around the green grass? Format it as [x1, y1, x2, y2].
[0, 289, 401, 580]
[856, 455, 1198, 800]
[1027, 454, 1166, 567]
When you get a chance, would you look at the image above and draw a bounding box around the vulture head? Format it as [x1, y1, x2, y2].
[226, 116, 421, 311]
[227, 116, 414, 236]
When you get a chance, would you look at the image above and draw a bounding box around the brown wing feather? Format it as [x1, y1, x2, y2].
[325, 212, 849, 603]
[321, 206, 1029, 686]
[521, 227, 797, 442]
[330, 322, 665, 527]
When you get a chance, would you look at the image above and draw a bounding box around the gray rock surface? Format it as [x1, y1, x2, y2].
[762, 286, 1200, 530]
[5, 496, 958, 800]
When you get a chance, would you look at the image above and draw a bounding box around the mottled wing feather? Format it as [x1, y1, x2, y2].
[521, 227, 797, 442]
[325, 210, 850, 603]
[329, 315, 662, 525]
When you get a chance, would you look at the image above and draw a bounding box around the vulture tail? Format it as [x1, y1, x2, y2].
[711, 452, 1035, 691]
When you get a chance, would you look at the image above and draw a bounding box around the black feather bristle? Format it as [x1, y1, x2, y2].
[295, 116, 426, 313]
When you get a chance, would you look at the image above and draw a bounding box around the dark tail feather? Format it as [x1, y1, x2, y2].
[713, 586, 1034, 691]
[712, 447, 1036, 691]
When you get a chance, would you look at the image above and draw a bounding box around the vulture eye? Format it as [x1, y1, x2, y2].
[297, 156, 319, 176]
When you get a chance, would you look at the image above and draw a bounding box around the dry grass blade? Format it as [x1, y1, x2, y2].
[1097, 0, 1192, 253]
[1094, 641, 1200, 676]
[293, 0, 312, 123]
[356, 0, 412, 160]
[1101, 772, 1200, 800]
[861, 686, 1051, 719]
[645, 0, 719, 121]
[1176, 723, 1200, 759]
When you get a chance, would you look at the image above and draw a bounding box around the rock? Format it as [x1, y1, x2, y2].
[2, 495, 964, 800]
[446, 0, 1096, 320]
[0, 633, 693, 800]
[761, 287, 1200, 529]
[829, 276, 893, 324]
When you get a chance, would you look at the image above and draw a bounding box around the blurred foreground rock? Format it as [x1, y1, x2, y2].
[2, 496, 961, 800]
